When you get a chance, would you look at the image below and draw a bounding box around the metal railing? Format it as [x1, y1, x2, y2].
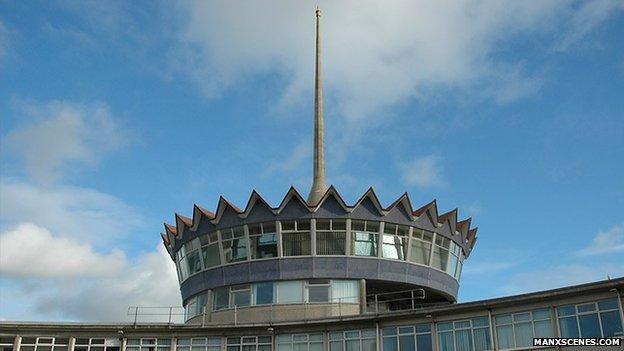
[127, 288, 435, 326]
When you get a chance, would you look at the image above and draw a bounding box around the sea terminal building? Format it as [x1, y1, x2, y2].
[2, 8, 623, 351]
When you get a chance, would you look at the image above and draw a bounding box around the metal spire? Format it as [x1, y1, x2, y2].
[308, 6, 328, 205]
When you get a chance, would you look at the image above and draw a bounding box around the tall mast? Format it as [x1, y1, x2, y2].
[308, 7, 327, 205]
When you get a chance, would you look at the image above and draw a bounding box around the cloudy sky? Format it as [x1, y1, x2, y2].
[1, 1, 623, 322]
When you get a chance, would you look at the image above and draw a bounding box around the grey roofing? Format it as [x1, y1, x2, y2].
[161, 186, 478, 259]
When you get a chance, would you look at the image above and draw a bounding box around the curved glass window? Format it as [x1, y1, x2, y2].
[409, 229, 433, 265]
[176, 219, 465, 284]
[249, 222, 277, 259]
[351, 220, 379, 257]
[282, 220, 311, 256]
[382, 223, 408, 260]
[431, 236, 450, 271]
[316, 219, 346, 255]
[211, 279, 360, 311]
[221, 227, 247, 263]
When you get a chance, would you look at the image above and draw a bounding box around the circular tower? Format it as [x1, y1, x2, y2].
[160, 9, 478, 325]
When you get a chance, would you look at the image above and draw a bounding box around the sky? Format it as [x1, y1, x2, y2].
[0, 0, 623, 323]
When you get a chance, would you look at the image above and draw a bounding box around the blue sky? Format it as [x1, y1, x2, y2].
[0, 1, 623, 322]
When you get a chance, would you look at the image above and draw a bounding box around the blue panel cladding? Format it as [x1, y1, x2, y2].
[249, 259, 280, 281]
[215, 207, 241, 229]
[179, 257, 459, 302]
[349, 197, 384, 220]
[313, 257, 348, 278]
[245, 200, 275, 224]
[222, 263, 250, 285]
[280, 257, 314, 279]
[383, 202, 414, 226]
[278, 198, 312, 220]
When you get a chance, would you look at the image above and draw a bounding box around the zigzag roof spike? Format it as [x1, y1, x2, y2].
[385, 192, 416, 218]
[311, 185, 349, 213]
[277, 186, 310, 213]
[242, 190, 275, 216]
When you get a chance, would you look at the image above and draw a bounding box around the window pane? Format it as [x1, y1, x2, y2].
[255, 282, 274, 305]
[431, 246, 449, 271]
[454, 329, 472, 351]
[514, 322, 533, 348]
[282, 232, 311, 256]
[330, 341, 342, 351]
[600, 310, 624, 337]
[437, 332, 454, 351]
[579, 313, 601, 337]
[214, 287, 229, 310]
[496, 325, 514, 350]
[232, 289, 251, 307]
[416, 334, 432, 351]
[317, 231, 346, 255]
[577, 303, 596, 313]
[472, 328, 490, 351]
[202, 244, 221, 269]
[352, 232, 377, 257]
[224, 238, 248, 262]
[346, 340, 359, 351]
[362, 338, 376, 351]
[398, 335, 413, 351]
[382, 235, 406, 260]
[332, 280, 359, 303]
[409, 240, 431, 265]
[382, 337, 397, 351]
[532, 309, 551, 320]
[251, 233, 277, 259]
[308, 285, 330, 302]
[557, 305, 575, 316]
[559, 316, 579, 337]
[534, 320, 553, 338]
[598, 299, 619, 311]
[278, 281, 303, 303]
[187, 251, 202, 274]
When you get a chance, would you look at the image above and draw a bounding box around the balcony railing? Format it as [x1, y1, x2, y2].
[127, 288, 445, 326]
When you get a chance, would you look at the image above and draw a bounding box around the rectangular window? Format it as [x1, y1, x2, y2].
[125, 339, 171, 351]
[221, 227, 248, 263]
[409, 229, 433, 265]
[306, 280, 331, 302]
[249, 222, 277, 259]
[19, 337, 69, 351]
[213, 287, 230, 311]
[382, 224, 408, 260]
[351, 220, 379, 257]
[431, 236, 450, 272]
[330, 330, 377, 351]
[495, 309, 553, 350]
[557, 299, 624, 338]
[1, 336, 14, 351]
[277, 281, 304, 303]
[282, 220, 311, 256]
[382, 324, 432, 351]
[254, 282, 274, 305]
[231, 285, 252, 307]
[331, 280, 359, 303]
[316, 219, 347, 255]
[177, 338, 221, 351]
[277, 334, 324, 351]
[226, 336, 271, 351]
[184, 293, 208, 320]
[437, 317, 491, 351]
[201, 243, 221, 269]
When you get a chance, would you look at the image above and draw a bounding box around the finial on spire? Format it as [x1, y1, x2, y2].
[308, 6, 327, 205]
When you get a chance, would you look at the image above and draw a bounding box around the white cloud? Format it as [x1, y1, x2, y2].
[0, 223, 125, 278]
[576, 224, 624, 256]
[0, 238, 181, 322]
[0, 179, 142, 244]
[502, 263, 624, 295]
[263, 140, 311, 176]
[399, 154, 444, 188]
[556, 0, 624, 51]
[170, 0, 622, 123]
[3, 100, 129, 183]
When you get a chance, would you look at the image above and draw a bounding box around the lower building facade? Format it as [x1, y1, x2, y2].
[2, 278, 623, 351]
